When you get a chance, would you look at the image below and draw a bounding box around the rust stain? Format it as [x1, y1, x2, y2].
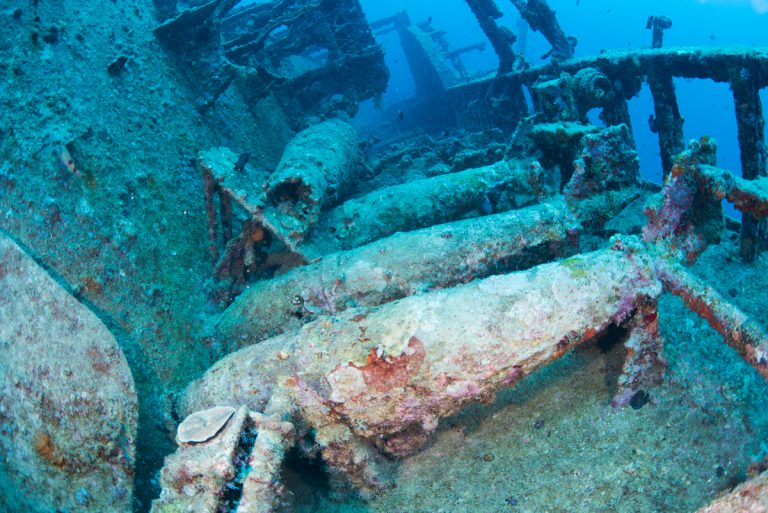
[355, 336, 425, 393]
[34, 430, 65, 468]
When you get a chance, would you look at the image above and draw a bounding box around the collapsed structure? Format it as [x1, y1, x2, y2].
[1, 0, 767, 511]
[153, 0, 389, 125]
[143, 2, 768, 511]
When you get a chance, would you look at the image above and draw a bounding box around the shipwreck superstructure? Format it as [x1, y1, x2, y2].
[0, 0, 767, 512]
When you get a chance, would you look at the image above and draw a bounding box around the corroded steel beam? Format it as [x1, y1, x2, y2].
[647, 64, 684, 178]
[464, 0, 523, 73]
[516, 47, 768, 87]
[510, 0, 574, 60]
[732, 72, 768, 261]
[659, 261, 768, 381]
[215, 200, 580, 350]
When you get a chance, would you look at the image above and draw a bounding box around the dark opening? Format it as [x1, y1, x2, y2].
[584, 323, 631, 399]
[220, 416, 259, 512]
[268, 180, 312, 207]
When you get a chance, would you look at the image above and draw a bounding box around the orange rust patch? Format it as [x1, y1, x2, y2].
[249, 226, 265, 242]
[355, 336, 425, 393]
[34, 430, 65, 468]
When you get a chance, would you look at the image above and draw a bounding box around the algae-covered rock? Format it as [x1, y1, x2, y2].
[0, 235, 137, 513]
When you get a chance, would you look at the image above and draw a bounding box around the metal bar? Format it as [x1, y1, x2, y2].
[732, 74, 768, 261]
[464, 0, 522, 72]
[647, 65, 685, 178]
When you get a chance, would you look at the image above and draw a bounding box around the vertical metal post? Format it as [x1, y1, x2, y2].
[648, 67, 685, 179]
[464, 0, 521, 73]
[510, 0, 575, 60]
[732, 72, 767, 261]
[202, 166, 219, 263]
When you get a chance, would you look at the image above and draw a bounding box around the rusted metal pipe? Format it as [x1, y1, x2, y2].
[658, 261, 768, 381]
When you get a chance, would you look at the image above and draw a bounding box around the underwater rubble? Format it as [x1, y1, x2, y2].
[1, 0, 768, 512]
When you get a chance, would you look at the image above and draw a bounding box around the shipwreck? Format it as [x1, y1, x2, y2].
[0, 0, 767, 512]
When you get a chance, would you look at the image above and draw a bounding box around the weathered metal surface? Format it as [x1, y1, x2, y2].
[372, 12, 480, 96]
[297, 159, 549, 258]
[697, 165, 768, 219]
[236, 411, 295, 513]
[518, 47, 768, 86]
[156, 122, 768, 509]
[647, 64, 684, 178]
[198, 146, 304, 292]
[264, 120, 361, 245]
[562, 124, 651, 232]
[465, 0, 523, 73]
[732, 72, 768, 261]
[510, 0, 575, 60]
[165, 243, 665, 511]
[215, 200, 580, 350]
[646, 16, 672, 49]
[0, 235, 137, 513]
[644, 137, 768, 262]
[564, 124, 639, 199]
[659, 261, 768, 381]
[151, 406, 250, 513]
[695, 470, 768, 513]
[154, 0, 388, 122]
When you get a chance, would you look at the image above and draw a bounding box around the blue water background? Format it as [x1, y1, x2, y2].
[358, 0, 768, 204]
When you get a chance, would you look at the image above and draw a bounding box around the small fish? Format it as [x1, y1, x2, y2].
[234, 152, 250, 172]
[398, 110, 405, 120]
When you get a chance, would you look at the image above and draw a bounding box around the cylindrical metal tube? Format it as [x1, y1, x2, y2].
[297, 159, 549, 258]
[186, 247, 660, 460]
[263, 119, 360, 244]
[215, 200, 579, 350]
